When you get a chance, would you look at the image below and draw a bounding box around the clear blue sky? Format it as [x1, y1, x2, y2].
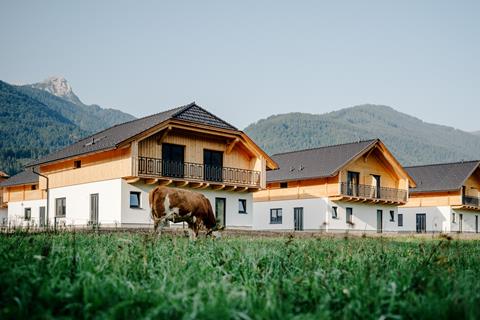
[1, 1, 479, 131]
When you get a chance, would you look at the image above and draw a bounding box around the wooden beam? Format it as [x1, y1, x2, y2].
[156, 126, 172, 144]
[224, 186, 237, 192]
[226, 138, 240, 154]
[199, 183, 210, 189]
[190, 182, 204, 189]
[236, 187, 248, 192]
[212, 184, 226, 190]
[175, 181, 189, 188]
[158, 179, 173, 186]
[364, 146, 376, 162]
[125, 177, 140, 184]
[145, 178, 158, 185]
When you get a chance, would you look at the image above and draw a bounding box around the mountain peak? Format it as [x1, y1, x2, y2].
[29, 76, 83, 105]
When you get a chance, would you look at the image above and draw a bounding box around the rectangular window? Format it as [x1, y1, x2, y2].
[55, 198, 66, 217]
[346, 207, 353, 224]
[332, 206, 338, 219]
[390, 210, 395, 222]
[270, 208, 282, 224]
[74, 160, 81, 169]
[130, 192, 141, 208]
[398, 213, 403, 227]
[280, 182, 288, 189]
[24, 208, 31, 220]
[31, 185, 37, 190]
[238, 199, 247, 214]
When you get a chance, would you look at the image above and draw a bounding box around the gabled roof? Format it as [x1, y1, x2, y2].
[0, 169, 39, 187]
[28, 103, 238, 166]
[406, 160, 480, 194]
[267, 139, 378, 182]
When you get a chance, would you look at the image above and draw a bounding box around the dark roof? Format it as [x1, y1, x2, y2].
[28, 103, 238, 166]
[267, 140, 378, 182]
[406, 160, 480, 193]
[0, 169, 39, 187]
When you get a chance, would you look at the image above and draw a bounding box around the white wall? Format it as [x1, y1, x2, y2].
[7, 199, 47, 227]
[399, 206, 451, 233]
[48, 179, 123, 227]
[453, 209, 479, 233]
[124, 181, 254, 229]
[253, 198, 399, 232]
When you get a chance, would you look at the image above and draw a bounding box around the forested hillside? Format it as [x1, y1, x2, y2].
[0, 79, 135, 175]
[245, 104, 480, 166]
[0, 81, 86, 174]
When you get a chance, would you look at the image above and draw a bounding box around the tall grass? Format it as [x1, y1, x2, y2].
[1, 232, 479, 319]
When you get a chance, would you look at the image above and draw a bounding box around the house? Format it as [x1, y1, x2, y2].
[399, 161, 480, 233]
[1, 103, 277, 229]
[0, 171, 10, 225]
[0, 169, 46, 227]
[253, 139, 415, 232]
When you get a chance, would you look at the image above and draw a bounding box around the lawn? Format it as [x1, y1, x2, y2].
[0, 231, 479, 319]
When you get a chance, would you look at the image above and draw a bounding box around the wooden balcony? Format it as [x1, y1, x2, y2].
[459, 195, 480, 210]
[131, 156, 261, 190]
[332, 182, 408, 204]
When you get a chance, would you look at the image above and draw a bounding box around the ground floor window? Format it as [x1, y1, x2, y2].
[332, 206, 338, 219]
[270, 208, 282, 224]
[130, 192, 141, 208]
[452, 212, 456, 223]
[24, 208, 31, 220]
[389, 210, 395, 222]
[398, 213, 403, 227]
[238, 199, 247, 214]
[55, 198, 66, 217]
[346, 207, 353, 224]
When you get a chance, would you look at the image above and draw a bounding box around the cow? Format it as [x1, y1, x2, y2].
[149, 186, 219, 239]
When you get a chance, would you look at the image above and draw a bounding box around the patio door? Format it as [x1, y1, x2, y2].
[294, 207, 304, 231]
[162, 143, 185, 178]
[39, 206, 46, 227]
[204, 150, 223, 182]
[90, 194, 99, 225]
[416, 213, 426, 233]
[376, 210, 383, 233]
[347, 171, 360, 196]
[215, 198, 226, 228]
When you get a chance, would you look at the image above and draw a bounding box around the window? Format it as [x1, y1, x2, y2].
[24, 208, 31, 221]
[398, 213, 403, 227]
[55, 198, 66, 217]
[270, 208, 282, 224]
[332, 206, 338, 219]
[346, 207, 353, 224]
[130, 192, 141, 208]
[31, 185, 37, 190]
[452, 212, 456, 223]
[238, 199, 247, 214]
[389, 210, 395, 222]
[280, 182, 288, 189]
[74, 160, 81, 169]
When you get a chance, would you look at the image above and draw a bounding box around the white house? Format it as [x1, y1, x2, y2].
[400, 161, 480, 233]
[1, 103, 277, 229]
[253, 139, 415, 233]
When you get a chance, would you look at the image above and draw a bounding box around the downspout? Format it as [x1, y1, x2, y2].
[32, 167, 49, 228]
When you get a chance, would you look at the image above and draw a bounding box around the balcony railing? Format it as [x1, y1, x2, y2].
[463, 195, 480, 208]
[136, 156, 261, 187]
[340, 182, 408, 203]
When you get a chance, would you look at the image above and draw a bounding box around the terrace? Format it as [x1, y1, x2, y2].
[335, 182, 408, 204]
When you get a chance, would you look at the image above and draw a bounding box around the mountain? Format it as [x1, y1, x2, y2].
[244, 104, 480, 166]
[0, 77, 136, 175]
[0, 80, 87, 174]
[23, 77, 135, 132]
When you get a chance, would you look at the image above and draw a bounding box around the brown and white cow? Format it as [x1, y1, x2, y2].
[149, 186, 218, 239]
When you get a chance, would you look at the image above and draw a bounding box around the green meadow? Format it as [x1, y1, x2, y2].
[1, 232, 479, 319]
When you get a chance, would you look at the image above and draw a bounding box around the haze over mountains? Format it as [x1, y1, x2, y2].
[0, 77, 135, 175]
[244, 105, 480, 166]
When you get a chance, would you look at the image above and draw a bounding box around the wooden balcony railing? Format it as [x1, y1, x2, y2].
[136, 156, 261, 187]
[340, 182, 408, 203]
[463, 195, 480, 208]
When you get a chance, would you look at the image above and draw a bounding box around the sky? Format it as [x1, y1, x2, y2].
[1, 0, 479, 131]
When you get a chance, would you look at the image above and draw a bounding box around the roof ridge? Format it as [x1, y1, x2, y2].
[272, 139, 378, 156]
[405, 160, 480, 169]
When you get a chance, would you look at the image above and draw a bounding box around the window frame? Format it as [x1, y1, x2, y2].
[389, 210, 395, 222]
[238, 199, 247, 214]
[55, 197, 66, 217]
[332, 206, 338, 219]
[270, 208, 283, 224]
[398, 213, 403, 227]
[130, 191, 141, 209]
[24, 207, 31, 221]
[280, 182, 288, 189]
